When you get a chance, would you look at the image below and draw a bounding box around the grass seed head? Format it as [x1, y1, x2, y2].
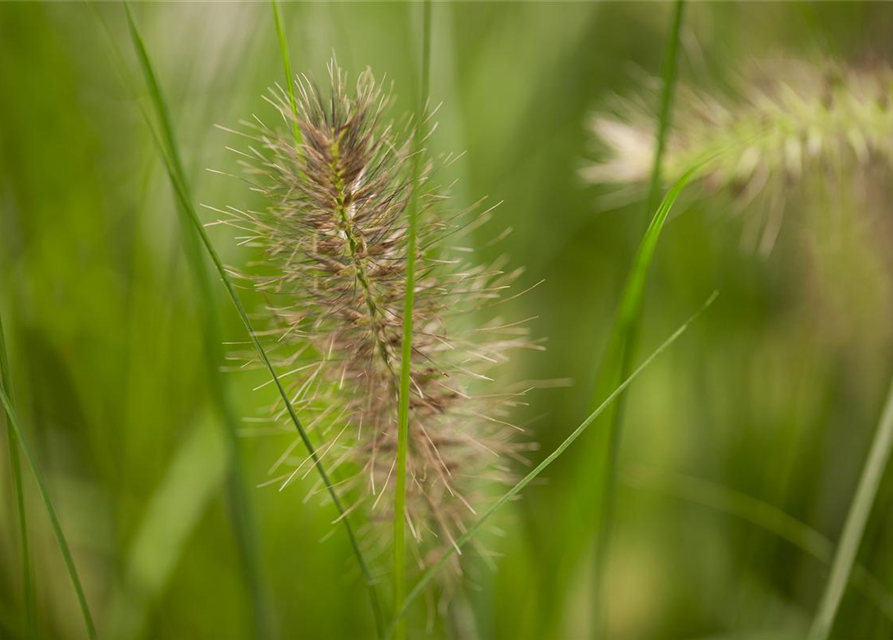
[221, 60, 537, 592]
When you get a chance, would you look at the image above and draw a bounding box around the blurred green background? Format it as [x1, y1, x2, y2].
[2, 2, 893, 639]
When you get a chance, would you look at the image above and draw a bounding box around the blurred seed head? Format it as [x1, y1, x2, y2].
[584, 59, 893, 201]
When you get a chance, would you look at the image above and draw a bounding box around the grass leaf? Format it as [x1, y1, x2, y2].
[0, 371, 97, 640]
[808, 377, 893, 640]
[271, 0, 301, 146]
[0, 307, 35, 637]
[589, 5, 687, 633]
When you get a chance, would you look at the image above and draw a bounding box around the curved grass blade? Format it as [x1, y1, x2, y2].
[120, 5, 385, 636]
[394, 2, 432, 638]
[386, 293, 718, 638]
[115, 6, 274, 638]
[550, 160, 704, 626]
[0, 384, 97, 640]
[808, 377, 893, 640]
[590, 4, 685, 635]
[0, 310, 35, 637]
[624, 466, 893, 623]
[88, 7, 275, 638]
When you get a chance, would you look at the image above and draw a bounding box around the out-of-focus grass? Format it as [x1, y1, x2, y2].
[1, 2, 893, 639]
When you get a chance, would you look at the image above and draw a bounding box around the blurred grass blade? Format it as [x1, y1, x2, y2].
[106, 414, 229, 639]
[121, 5, 385, 636]
[394, 2, 431, 638]
[0, 309, 35, 637]
[551, 160, 704, 634]
[624, 467, 893, 622]
[589, 3, 685, 635]
[808, 377, 893, 640]
[642, 0, 685, 216]
[271, 0, 301, 146]
[0, 382, 97, 640]
[119, 5, 274, 638]
[386, 293, 717, 638]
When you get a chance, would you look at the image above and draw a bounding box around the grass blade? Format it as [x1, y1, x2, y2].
[386, 292, 718, 638]
[0, 309, 35, 637]
[0, 366, 97, 640]
[106, 413, 230, 639]
[808, 376, 893, 640]
[394, 2, 431, 638]
[270, 0, 301, 146]
[116, 6, 274, 638]
[120, 5, 385, 636]
[589, 3, 685, 635]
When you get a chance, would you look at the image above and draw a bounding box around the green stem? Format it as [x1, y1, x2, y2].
[0, 311, 35, 639]
[120, 4, 384, 637]
[394, 3, 431, 638]
[0, 371, 96, 640]
[591, 3, 684, 636]
[808, 376, 893, 640]
[271, 0, 302, 146]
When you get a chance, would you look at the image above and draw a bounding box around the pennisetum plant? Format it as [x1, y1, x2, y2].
[118, 2, 712, 637]
[216, 58, 539, 624]
[584, 55, 893, 640]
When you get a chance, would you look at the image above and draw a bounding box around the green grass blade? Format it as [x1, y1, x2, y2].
[0, 380, 97, 640]
[642, 0, 685, 216]
[386, 293, 718, 638]
[120, 5, 384, 636]
[590, 5, 685, 632]
[394, 2, 431, 638]
[624, 467, 893, 623]
[808, 376, 893, 640]
[118, 6, 274, 638]
[0, 310, 35, 638]
[270, 0, 301, 146]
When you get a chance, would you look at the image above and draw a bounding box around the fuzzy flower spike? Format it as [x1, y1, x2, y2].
[217, 61, 537, 594]
[584, 59, 893, 249]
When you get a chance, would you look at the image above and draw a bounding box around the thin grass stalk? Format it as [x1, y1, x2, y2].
[0, 309, 35, 637]
[120, 7, 273, 639]
[394, 2, 432, 638]
[270, 0, 301, 146]
[808, 377, 893, 640]
[590, 3, 685, 636]
[544, 157, 707, 640]
[0, 345, 97, 640]
[385, 293, 717, 639]
[119, 5, 386, 636]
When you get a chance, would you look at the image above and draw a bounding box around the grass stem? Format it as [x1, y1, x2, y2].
[0, 308, 35, 638]
[394, 2, 431, 638]
[808, 376, 893, 640]
[0, 332, 97, 640]
[271, 0, 302, 146]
